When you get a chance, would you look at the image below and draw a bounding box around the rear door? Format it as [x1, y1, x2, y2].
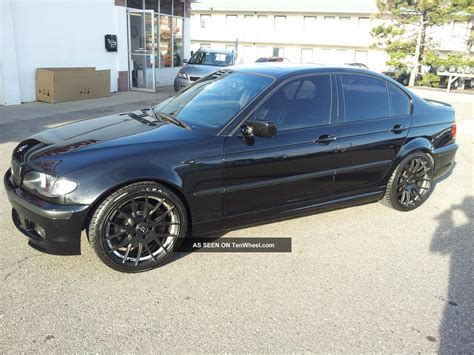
[223, 74, 337, 215]
[334, 74, 412, 193]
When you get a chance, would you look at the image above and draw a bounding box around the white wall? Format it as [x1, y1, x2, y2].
[2, 0, 128, 104]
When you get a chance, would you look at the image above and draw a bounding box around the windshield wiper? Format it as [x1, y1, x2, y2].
[157, 111, 189, 129]
[141, 106, 160, 121]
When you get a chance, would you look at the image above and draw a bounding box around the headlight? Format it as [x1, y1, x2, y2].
[22, 171, 78, 197]
[177, 72, 188, 79]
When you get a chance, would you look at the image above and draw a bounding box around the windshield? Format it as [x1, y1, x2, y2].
[188, 51, 234, 67]
[154, 71, 274, 133]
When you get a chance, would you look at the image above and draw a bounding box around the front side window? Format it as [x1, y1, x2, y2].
[154, 71, 274, 133]
[388, 83, 411, 116]
[341, 75, 389, 122]
[252, 75, 331, 131]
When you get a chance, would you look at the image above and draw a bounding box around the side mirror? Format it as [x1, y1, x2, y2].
[242, 120, 277, 138]
[183, 58, 188, 63]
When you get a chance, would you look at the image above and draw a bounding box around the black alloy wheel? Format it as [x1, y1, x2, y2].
[88, 182, 187, 272]
[384, 152, 434, 211]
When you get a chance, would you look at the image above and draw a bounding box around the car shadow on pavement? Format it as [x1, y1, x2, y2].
[430, 196, 473, 353]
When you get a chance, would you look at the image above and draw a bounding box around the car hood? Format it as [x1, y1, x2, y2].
[180, 63, 221, 77]
[15, 110, 212, 175]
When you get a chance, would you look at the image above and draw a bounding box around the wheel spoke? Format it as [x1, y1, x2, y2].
[142, 242, 156, 262]
[413, 187, 423, 202]
[149, 199, 165, 216]
[134, 241, 143, 267]
[122, 243, 132, 264]
[118, 209, 134, 220]
[144, 194, 150, 218]
[110, 237, 132, 252]
[131, 199, 138, 217]
[150, 207, 175, 227]
[105, 231, 126, 240]
[151, 233, 170, 255]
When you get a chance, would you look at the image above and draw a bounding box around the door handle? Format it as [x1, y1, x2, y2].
[390, 124, 407, 134]
[314, 134, 337, 144]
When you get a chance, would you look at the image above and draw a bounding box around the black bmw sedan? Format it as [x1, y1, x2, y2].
[5, 64, 458, 272]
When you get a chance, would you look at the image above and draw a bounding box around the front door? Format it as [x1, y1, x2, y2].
[334, 74, 412, 193]
[128, 10, 156, 92]
[223, 74, 337, 216]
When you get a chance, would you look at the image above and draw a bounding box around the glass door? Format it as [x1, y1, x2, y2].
[128, 10, 155, 92]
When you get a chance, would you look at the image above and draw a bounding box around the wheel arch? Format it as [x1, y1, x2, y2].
[83, 177, 193, 235]
[381, 137, 434, 187]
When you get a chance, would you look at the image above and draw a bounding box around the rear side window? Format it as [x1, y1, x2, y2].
[253, 75, 331, 131]
[388, 83, 411, 116]
[341, 75, 389, 122]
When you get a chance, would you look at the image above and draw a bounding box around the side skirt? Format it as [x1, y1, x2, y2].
[192, 189, 385, 236]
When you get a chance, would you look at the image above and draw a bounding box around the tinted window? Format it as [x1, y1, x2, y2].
[341, 75, 389, 121]
[253, 75, 331, 131]
[389, 83, 411, 116]
[154, 71, 273, 133]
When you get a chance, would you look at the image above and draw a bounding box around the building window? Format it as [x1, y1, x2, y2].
[127, 0, 143, 9]
[201, 44, 211, 48]
[173, 1, 184, 17]
[301, 48, 313, 63]
[304, 16, 316, 32]
[200, 14, 210, 28]
[274, 15, 286, 31]
[160, 0, 172, 15]
[226, 15, 237, 30]
[339, 16, 350, 21]
[273, 47, 284, 57]
[324, 16, 335, 21]
[173, 17, 184, 66]
[358, 17, 371, 32]
[159, 15, 172, 67]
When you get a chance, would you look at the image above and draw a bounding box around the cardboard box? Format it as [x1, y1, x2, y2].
[36, 67, 111, 103]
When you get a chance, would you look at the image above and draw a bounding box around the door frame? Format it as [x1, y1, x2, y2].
[127, 9, 156, 92]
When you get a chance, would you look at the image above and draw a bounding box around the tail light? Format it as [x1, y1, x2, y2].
[451, 122, 457, 139]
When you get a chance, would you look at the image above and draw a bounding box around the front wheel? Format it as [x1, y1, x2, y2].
[383, 152, 435, 211]
[88, 182, 187, 272]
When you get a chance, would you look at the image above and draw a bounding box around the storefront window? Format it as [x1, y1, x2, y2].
[160, 16, 172, 67]
[145, 0, 158, 12]
[128, 0, 185, 69]
[160, 0, 172, 15]
[173, 17, 184, 66]
[127, 0, 143, 9]
[173, 1, 184, 17]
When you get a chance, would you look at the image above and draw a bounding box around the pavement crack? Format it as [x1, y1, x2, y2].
[2, 254, 44, 281]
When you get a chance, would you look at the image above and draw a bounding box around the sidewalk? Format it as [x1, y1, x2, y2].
[0, 87, 174, 126]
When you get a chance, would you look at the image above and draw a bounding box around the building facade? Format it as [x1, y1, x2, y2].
[190, 0, 472, 71]
[0, 0, 194, 105]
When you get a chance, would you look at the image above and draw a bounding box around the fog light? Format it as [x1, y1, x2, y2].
[34, 224, 46, 239]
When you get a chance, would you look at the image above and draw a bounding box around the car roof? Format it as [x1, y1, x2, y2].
[231, 63, 390, 81]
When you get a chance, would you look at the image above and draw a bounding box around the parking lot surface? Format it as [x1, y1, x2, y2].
[0, 89, 472, 352]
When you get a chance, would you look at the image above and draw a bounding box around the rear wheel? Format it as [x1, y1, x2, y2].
[88, 182, 187, 272]
[384, 152, 434, 211]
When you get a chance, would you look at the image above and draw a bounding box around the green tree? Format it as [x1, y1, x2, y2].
[372, 0, 473, 86]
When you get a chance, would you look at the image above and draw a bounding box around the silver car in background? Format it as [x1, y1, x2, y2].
[174, 48, 236, 91]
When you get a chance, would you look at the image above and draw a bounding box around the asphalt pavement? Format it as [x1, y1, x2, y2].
[0, 88, 472, 353]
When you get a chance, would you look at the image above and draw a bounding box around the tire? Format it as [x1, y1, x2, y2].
[88, 181, 188, 272]
[383, 152, 435, 211]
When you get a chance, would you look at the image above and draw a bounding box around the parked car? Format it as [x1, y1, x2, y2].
[5, 65, 457, 272]
[174, 48, 236, 91]
[382, 68, 422, 86]
[345, 62, 369, 69]
[255, 57, 289, 63]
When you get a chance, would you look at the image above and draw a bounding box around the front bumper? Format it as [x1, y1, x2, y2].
[432, 143, 458, 178]
[4, 169, 89, 255]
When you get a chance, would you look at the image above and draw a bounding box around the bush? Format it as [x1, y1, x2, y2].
[420, 73, 440, 87]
